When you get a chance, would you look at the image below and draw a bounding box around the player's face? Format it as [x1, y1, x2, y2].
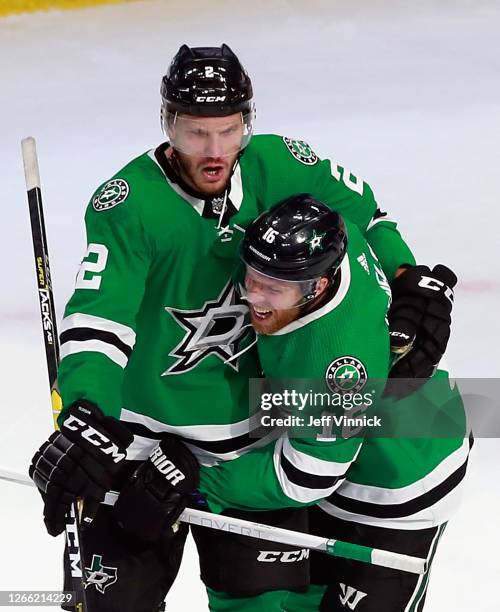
[169, 113, 245, 195]
[244, 267, 305, 334]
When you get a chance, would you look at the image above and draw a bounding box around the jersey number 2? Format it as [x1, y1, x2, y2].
[75, 243, 109, 290]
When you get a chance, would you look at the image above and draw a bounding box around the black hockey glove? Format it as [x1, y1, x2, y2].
[113, 434, 200, 543]
[29, 400, 133, 537]
[385, 264, 457, 399]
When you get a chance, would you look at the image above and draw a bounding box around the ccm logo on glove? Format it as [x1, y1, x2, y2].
[149, 444, 185, 486]
[417, 275, 454, 302]
[64, 413, 127, 463]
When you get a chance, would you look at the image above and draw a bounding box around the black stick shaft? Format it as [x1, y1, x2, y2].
[21, 137, 88, 612]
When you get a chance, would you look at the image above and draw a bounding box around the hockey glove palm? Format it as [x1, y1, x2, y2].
[113, 434, 200, 543]
[29, 400, 133, 536]
[385, 264, 457, 398]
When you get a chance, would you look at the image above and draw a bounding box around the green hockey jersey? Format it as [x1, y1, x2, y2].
[236, 217, 470, 526]
[318, 369, 471, 530]
[57, 134, 415, 510]
[198, 220, 392, 512]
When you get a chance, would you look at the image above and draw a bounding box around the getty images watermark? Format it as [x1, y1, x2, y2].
[248, 377, 500, 439]
[259, 388, 381, 433]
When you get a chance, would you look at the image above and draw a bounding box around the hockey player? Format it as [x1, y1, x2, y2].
[28, 44, 458, 611]
[238, 194, 470, 611]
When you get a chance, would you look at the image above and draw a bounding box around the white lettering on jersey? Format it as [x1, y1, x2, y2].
[75, 243, 109, 290]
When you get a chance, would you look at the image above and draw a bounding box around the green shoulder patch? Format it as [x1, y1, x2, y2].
[282, 137, 318, 166]
[325, 356, 368, 394]
[92, 178, 130, 212]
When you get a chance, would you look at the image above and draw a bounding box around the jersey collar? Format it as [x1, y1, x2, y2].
[148, 143, 244, 219]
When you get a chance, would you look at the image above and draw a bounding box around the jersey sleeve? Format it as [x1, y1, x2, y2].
[312, 158, 416, 278]
[364, 209, 416, 280]
[258, 135, 416, 281]
[198, 429, 362, 514]
[57, 180, 152, 423]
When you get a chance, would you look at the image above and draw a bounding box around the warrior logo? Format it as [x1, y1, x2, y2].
[85, 554, 118, 594]
[164, 281, 254, 375]
[339, 583, 367, 610]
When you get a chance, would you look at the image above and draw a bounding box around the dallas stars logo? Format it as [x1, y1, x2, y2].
[283, 137, 318, 166]
[308, 230, 325, 254]
[164, 281, 253, 375]
[325, 356, 367, 394]
[85, 554, 118, 594]
[92, 179, 129, 212]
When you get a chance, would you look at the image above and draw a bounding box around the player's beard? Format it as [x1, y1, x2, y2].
[249, 304, 301, 335]
[171, 150, 237, 195]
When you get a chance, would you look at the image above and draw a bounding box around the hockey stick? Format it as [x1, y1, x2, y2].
[1, 467, 426, 575]
[21, 137, 88, 612]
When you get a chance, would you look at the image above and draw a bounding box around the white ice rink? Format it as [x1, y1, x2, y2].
[1, 0, 500, 609]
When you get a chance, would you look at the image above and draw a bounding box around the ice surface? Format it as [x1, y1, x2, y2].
[1, 1, 499, 609]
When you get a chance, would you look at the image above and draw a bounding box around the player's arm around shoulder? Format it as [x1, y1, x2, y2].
[58, 169, 154, 422]
[248, 134, 415, 281]
[198, 317, 389, 515]
[247, 133, 375, 224]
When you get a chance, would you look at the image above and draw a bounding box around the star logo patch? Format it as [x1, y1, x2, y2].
[308, 230, 325, 253]
[164, 281, 254, 375]
[92, 179, 129, 211]
[325, 356, 368, 394]
[283, 137, 318, 165]
[85, 554, 118, 594]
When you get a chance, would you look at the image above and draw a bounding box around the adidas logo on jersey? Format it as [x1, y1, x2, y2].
[150, 445, 185, 486]
[357, 253, 370, 274]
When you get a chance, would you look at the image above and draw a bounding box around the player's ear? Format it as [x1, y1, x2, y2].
[315, 277, 329, 297]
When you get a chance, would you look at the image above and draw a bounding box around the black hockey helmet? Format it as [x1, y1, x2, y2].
[161, 44, 254, 118]
[241, 194, 348, 282]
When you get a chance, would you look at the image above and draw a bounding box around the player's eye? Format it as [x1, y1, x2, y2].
[221, 126, 238, 136]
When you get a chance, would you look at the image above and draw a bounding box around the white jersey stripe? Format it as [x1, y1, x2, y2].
[273, 437, 345, 504]
[282, 434, 361, 477]
[120, 407, 263, 441]
[318, 481, 465, 530]
[366, 215, 396, 231]
[403, 525, 445, 612]
[126, 430, 280, 466]
[334, 437, 470, 505]
[60, 339, 128, 368]
[61, 312, 136, 349]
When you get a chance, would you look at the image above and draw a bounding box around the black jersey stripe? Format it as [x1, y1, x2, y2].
[280, 448, 345, 491]
[121, 419, 265, 454]
[60, 327, 133, 358]
[327, 455, 469, 519]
